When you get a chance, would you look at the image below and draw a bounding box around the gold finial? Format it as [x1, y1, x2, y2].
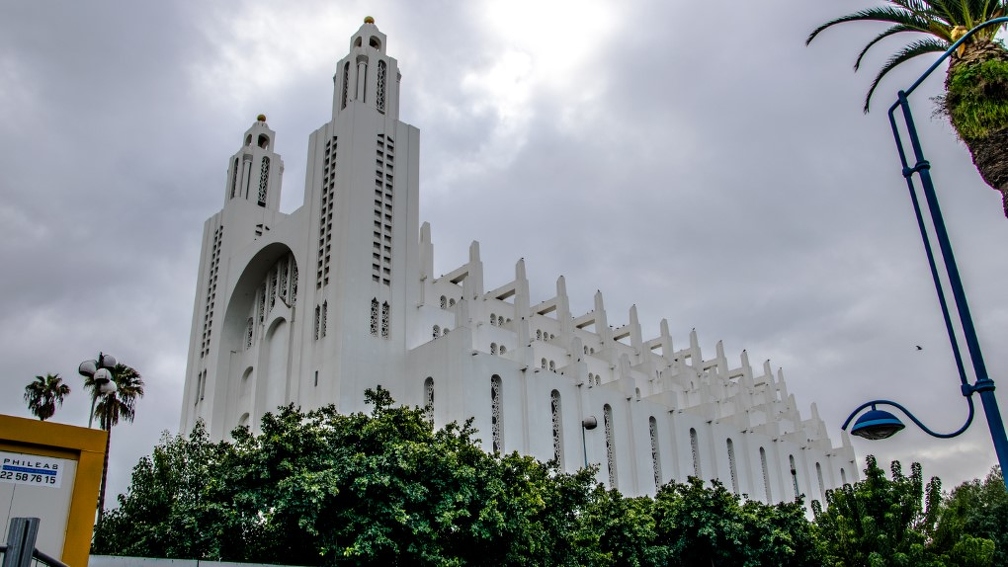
[257, 114, 267, 122]
[364, 16, 374, 24]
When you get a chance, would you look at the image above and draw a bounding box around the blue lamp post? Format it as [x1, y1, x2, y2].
[841, 17, 1008, 490]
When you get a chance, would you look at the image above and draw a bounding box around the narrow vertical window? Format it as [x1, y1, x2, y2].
[551, 390, 563, 466]
[727, 438, 739, 494]
[760, 447, 772, 502]
[604, 404, 617, 488]
[341, 62, 350, 109]
[269, 268, 278, 310]
[258, 156, 270, 206]
[376, 60, 387, 113]
[230, 157, 239, 199]
[790, 455, 800, 499]
[424, 377, 434, 426]
[649, 416, 661, 489]
[258, 284, 266, 323]
[491, 375, 502, 452]
[279, 260, 289, 300]
[321, 301, 328, 338]
[381, 301, 390, 338]
[370, 298, 379, 336]
[816, 462, 826, 502]
[690, 428, 702, 478]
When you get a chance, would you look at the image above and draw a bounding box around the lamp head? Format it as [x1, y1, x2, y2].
[850, 408, 905, 440]
[78, 359, 97, 377]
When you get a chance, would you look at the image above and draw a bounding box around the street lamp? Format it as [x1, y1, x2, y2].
[79, 353, 118, 429]
[581, 415, 597, 468]
[841, 17, 1008, 490]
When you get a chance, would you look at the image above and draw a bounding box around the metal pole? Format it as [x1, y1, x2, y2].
[892, 77, 1008, 489]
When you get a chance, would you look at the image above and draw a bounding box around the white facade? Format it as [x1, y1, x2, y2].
[180, 19, 857, 505]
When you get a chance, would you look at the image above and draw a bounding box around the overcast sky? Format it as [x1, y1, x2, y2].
[2, 0, 1007, 502]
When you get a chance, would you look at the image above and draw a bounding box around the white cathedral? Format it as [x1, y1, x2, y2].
[180, 18, 858, 505]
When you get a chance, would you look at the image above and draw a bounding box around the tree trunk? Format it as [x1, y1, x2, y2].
[944, 40, 1008, 216]
[98, 423, 111, 523]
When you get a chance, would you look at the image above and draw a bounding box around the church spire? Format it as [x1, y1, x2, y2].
[223, 114, 283, 210]
[331, 17, 401, 120]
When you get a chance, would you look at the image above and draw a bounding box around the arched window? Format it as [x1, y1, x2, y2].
[424, 377, 434, 426]
[550, 390, 563, 466]
[790, 455, 800, 499]
[370, 299, 379, 336]
[491, 375, 502, 452]
[727, 438, 739, 495]
[689, 428, 701, 478]
[649, 416, 661, 489]
[760, 447, 772, 502]
[604, 404, 617, 488]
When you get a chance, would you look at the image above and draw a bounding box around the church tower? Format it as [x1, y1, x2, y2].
[180, 18, 420, 438]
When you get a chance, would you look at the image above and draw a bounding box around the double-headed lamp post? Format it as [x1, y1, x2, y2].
[79, 353, 118, 429]
[840, 17, 1008, 490]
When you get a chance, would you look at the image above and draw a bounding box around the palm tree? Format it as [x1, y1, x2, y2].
[807, 1, 1008, 215]
[23, 373, 71, 421]
[84, 362, 145, 521]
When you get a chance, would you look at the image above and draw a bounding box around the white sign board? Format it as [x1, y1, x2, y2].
[0, 451, 64, 488]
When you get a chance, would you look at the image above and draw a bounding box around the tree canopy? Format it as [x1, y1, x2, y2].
[94, 392, 1003, 566]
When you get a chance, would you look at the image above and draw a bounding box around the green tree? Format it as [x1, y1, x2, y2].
[85, 362, 145, 521]
[812, 455, 993, 566]
[652, 476, 820, 567]
[933, 466, 1004, 567]
[23, 373, 70, 421]
[95, 389, 605, 566]
[92, 421, 233, 559]
[806, 1, 1008, 216]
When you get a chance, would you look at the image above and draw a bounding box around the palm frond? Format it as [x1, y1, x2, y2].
[855, 25, 930, 69]
[864, 37, 949, 112]
[808, 6, 937, 45]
